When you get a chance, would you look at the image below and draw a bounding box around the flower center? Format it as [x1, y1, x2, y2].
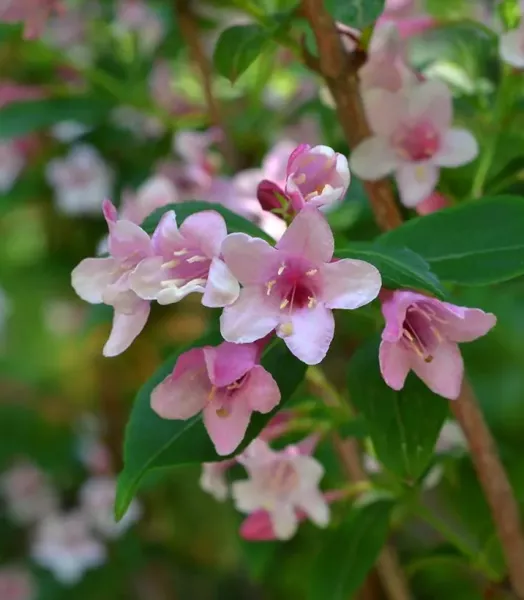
[293, 154, 336, 199]
[160, 246, 210, 290]
[208, 373, 250, 419]
[260, 460, 299, 496]
[392, 120, 440, 162]
[401, 302, 446, 363]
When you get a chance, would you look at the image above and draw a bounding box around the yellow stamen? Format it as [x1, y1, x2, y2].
[277, 263, 286, 276]
[208, 385, 217, 403]
[307, 296, 317, 309]
[186, 255, 207, 263]
[173, 249, 189, 256]
[162, 259, 179, 269]
[266, 280, 276, 295]
[280, 299, 289, 310]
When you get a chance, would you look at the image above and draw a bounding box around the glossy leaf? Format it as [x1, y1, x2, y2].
[336, 244, 445, 298]
[348, 338, 448, 481]
[309, 498, 394, 600]
[325, 0, 385, 29]
[378, 196, 524, 286]
[115, 335, 307, 519]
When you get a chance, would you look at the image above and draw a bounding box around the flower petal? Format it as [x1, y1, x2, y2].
[499, 28, 524, 68]
[156, 280, 206, 305]
[220, 287, 280, 343]
[128, 256, 165, 300]
[103, 301, 150, 357]
[232, 480, 263, 513]
[322, 259, 382, 309]
[434, 129, 479, 168]
[296, 489, 330, 527]
[380, 289, 424, 342]
[241, 365, 281, 413]
[350, 136, 399, 180]
[240, 511, 276, 540]
[108, 220, 152, 261]
[407, 80, 452, 131]
[396, 162, 439, 207]
[379, 340, 411, 391]
[203, 342, 258, 387]
[281, 305, 335, 365]
[71, 257, 118, 304]
[179, 210, 228, 258]
[202, 258, 240, 308]
[151, 210, 184, 258]
[411, 341, 464, 400]
[270, 502, 299, 540]
[276, 205, 334, 264]
[435, 302, 497, 343]
[204, 396, 252, 455]
[221, 233, 280, 285]
[363, 88, 406, 136]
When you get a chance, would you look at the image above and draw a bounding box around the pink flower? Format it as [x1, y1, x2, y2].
[415, 191, 449, 215]
[129, 208, 239, 307]
[114, 0, 164, 54]
[220, 206, 381, 365]
[0, 0, 62, 39]
[151, 341, 281, 455]
[0, 567, 35, 600]
[31, 512, 106, 585]
[379, 290, 496, 399]
[149, 61, 193, 116]
[80, 476, 141, 539]
[0, 461, 58, 525]
[120, 175, 178, 225]
[200, 460, 235, 501]
[350, 81, 479, 207]
[71, 200, 155, 357]
[377, 0, 435, 39]
[232, 439, 329, 540]
[499, 24, 524, 68]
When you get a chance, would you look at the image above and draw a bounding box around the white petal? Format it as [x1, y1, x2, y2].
[395, 162, 439, 208]
[350, 137, 398, 180]
[434, 129, 479, 167]
[202, 258, 240, 308]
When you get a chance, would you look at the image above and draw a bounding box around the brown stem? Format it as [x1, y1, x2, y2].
[301, 1, 524, 595]
[175, 0, 236, 167]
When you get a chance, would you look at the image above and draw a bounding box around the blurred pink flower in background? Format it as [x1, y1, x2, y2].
[377, 0, 436, 39]
[200, 460, 235, 501]
[415, 191, 449, 215]
[499, 20, 524, 68]
[111, 105, 165, 139]
[114, 0, 164, 54]
[1, 461, 58, 525]
[31, 511, 106, 585]
[0, 566, 35, 600]
[0, 0, 62, 39]
[120, 175, 178, 226]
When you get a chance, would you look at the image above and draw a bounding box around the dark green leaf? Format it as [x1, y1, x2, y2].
[0, 97, 112, 140]
[325, 0, 385, 29]
[378, 196, 524, 286]
[213, 24, 271, 82]
[348, 338, 448, 481]
[309, 499, 394, 600]
[141, 201, 272, 241]
[336, 244, 445, 298]
[115, 335, 307, 519]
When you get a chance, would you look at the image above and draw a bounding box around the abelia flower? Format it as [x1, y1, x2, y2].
[377, 0, 435, 39]
[499, 24, 524, 68]
[220, 206, 381, 365]
[114, 0, 164, 54]
[200, 460, 235, 501]
[31, 511, 106, 585]
[0, 0, 62, 39]
[71, 200, 155, 357]
[129, 209, 239, 307]
[379, 290, 496, 399]
[415, 191, 449, 215]
[0, 461, 58, 525]
[46, 145, 113, 216]
[232, 439, 329, 540]
[350, 81, 479, 207]
[120, 175, 178, 226]
[0, 566, 35, 600]
[80, 476, 141, 539]
[152, 341, 281, 455]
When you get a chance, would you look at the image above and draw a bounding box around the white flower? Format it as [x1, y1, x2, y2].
[80, 477, 141, 539]
[1, 462, 58, 525]
[232, 440, 329, 540]
[46, 145, 113, 216]
[0, 142, 25, 193]
[31, 511, 106, 585]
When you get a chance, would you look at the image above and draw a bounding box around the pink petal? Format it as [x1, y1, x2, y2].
[102, 199, 118, 225]
[276, 205, 334, 264]
[408, 80, 452, 131]
[220, 287, 280, 343]
[203, 394, 252, 455]
[379, 340, 411, 391]
[411, 341, 464, 400]
[103, 301, 150, 357]
[240, 510, 276, 541]
[128, 256, 165, 300]
[71, 257, 117, 304]
[151, 210, 184, 258]
[295, 489, 330, 527]
[179, 210, 228, 258]
[270, 502, 299, 540]
[221, 233, 279, 285]
[287, 143, 311, 174]
[396, 162, 439, 208]
[434, 302, 497, 343]
[415, 192, 449, 215]
[363, 88, 407, 136]
[350, 136, 399, 180]
[322, 259, 381, 309]
[380, 289, 424, 342]
[434, 129, 479, 168]
[108, 220, 152, 261]
[172, 347, 207, 379]
[202, 258, 240, 308]
[282, 305, 335, 365]
[241, 365, 281, 413]
[203, 342, 258, 388]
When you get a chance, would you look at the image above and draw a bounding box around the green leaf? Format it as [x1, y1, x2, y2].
[336, 244, 445, 298]
[348, 338, 448, 481]
[115, 335, 307, 519]
[325, 0, 385, 29]
[213, 24, 272, 83]
[378, 196, 524, 286]
[141, 201, 272, 241]
[309, 498, 394, 600]
[0, 96, 112, 140]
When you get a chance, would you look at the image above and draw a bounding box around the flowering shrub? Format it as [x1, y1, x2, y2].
[2, 0, 524, 599]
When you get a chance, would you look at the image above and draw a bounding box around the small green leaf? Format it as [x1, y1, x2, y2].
[115, 335, 307, 519]
[213, 24, 272, 82]
[336, 244, 445, 298]
[0, 96, 111, 140]
[378, 196, 524, 286]
[325, 0, 385, 29]
[309, 498, 394, 600]
[348, 338, 448, 481]
[141, 201, 272, 241]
